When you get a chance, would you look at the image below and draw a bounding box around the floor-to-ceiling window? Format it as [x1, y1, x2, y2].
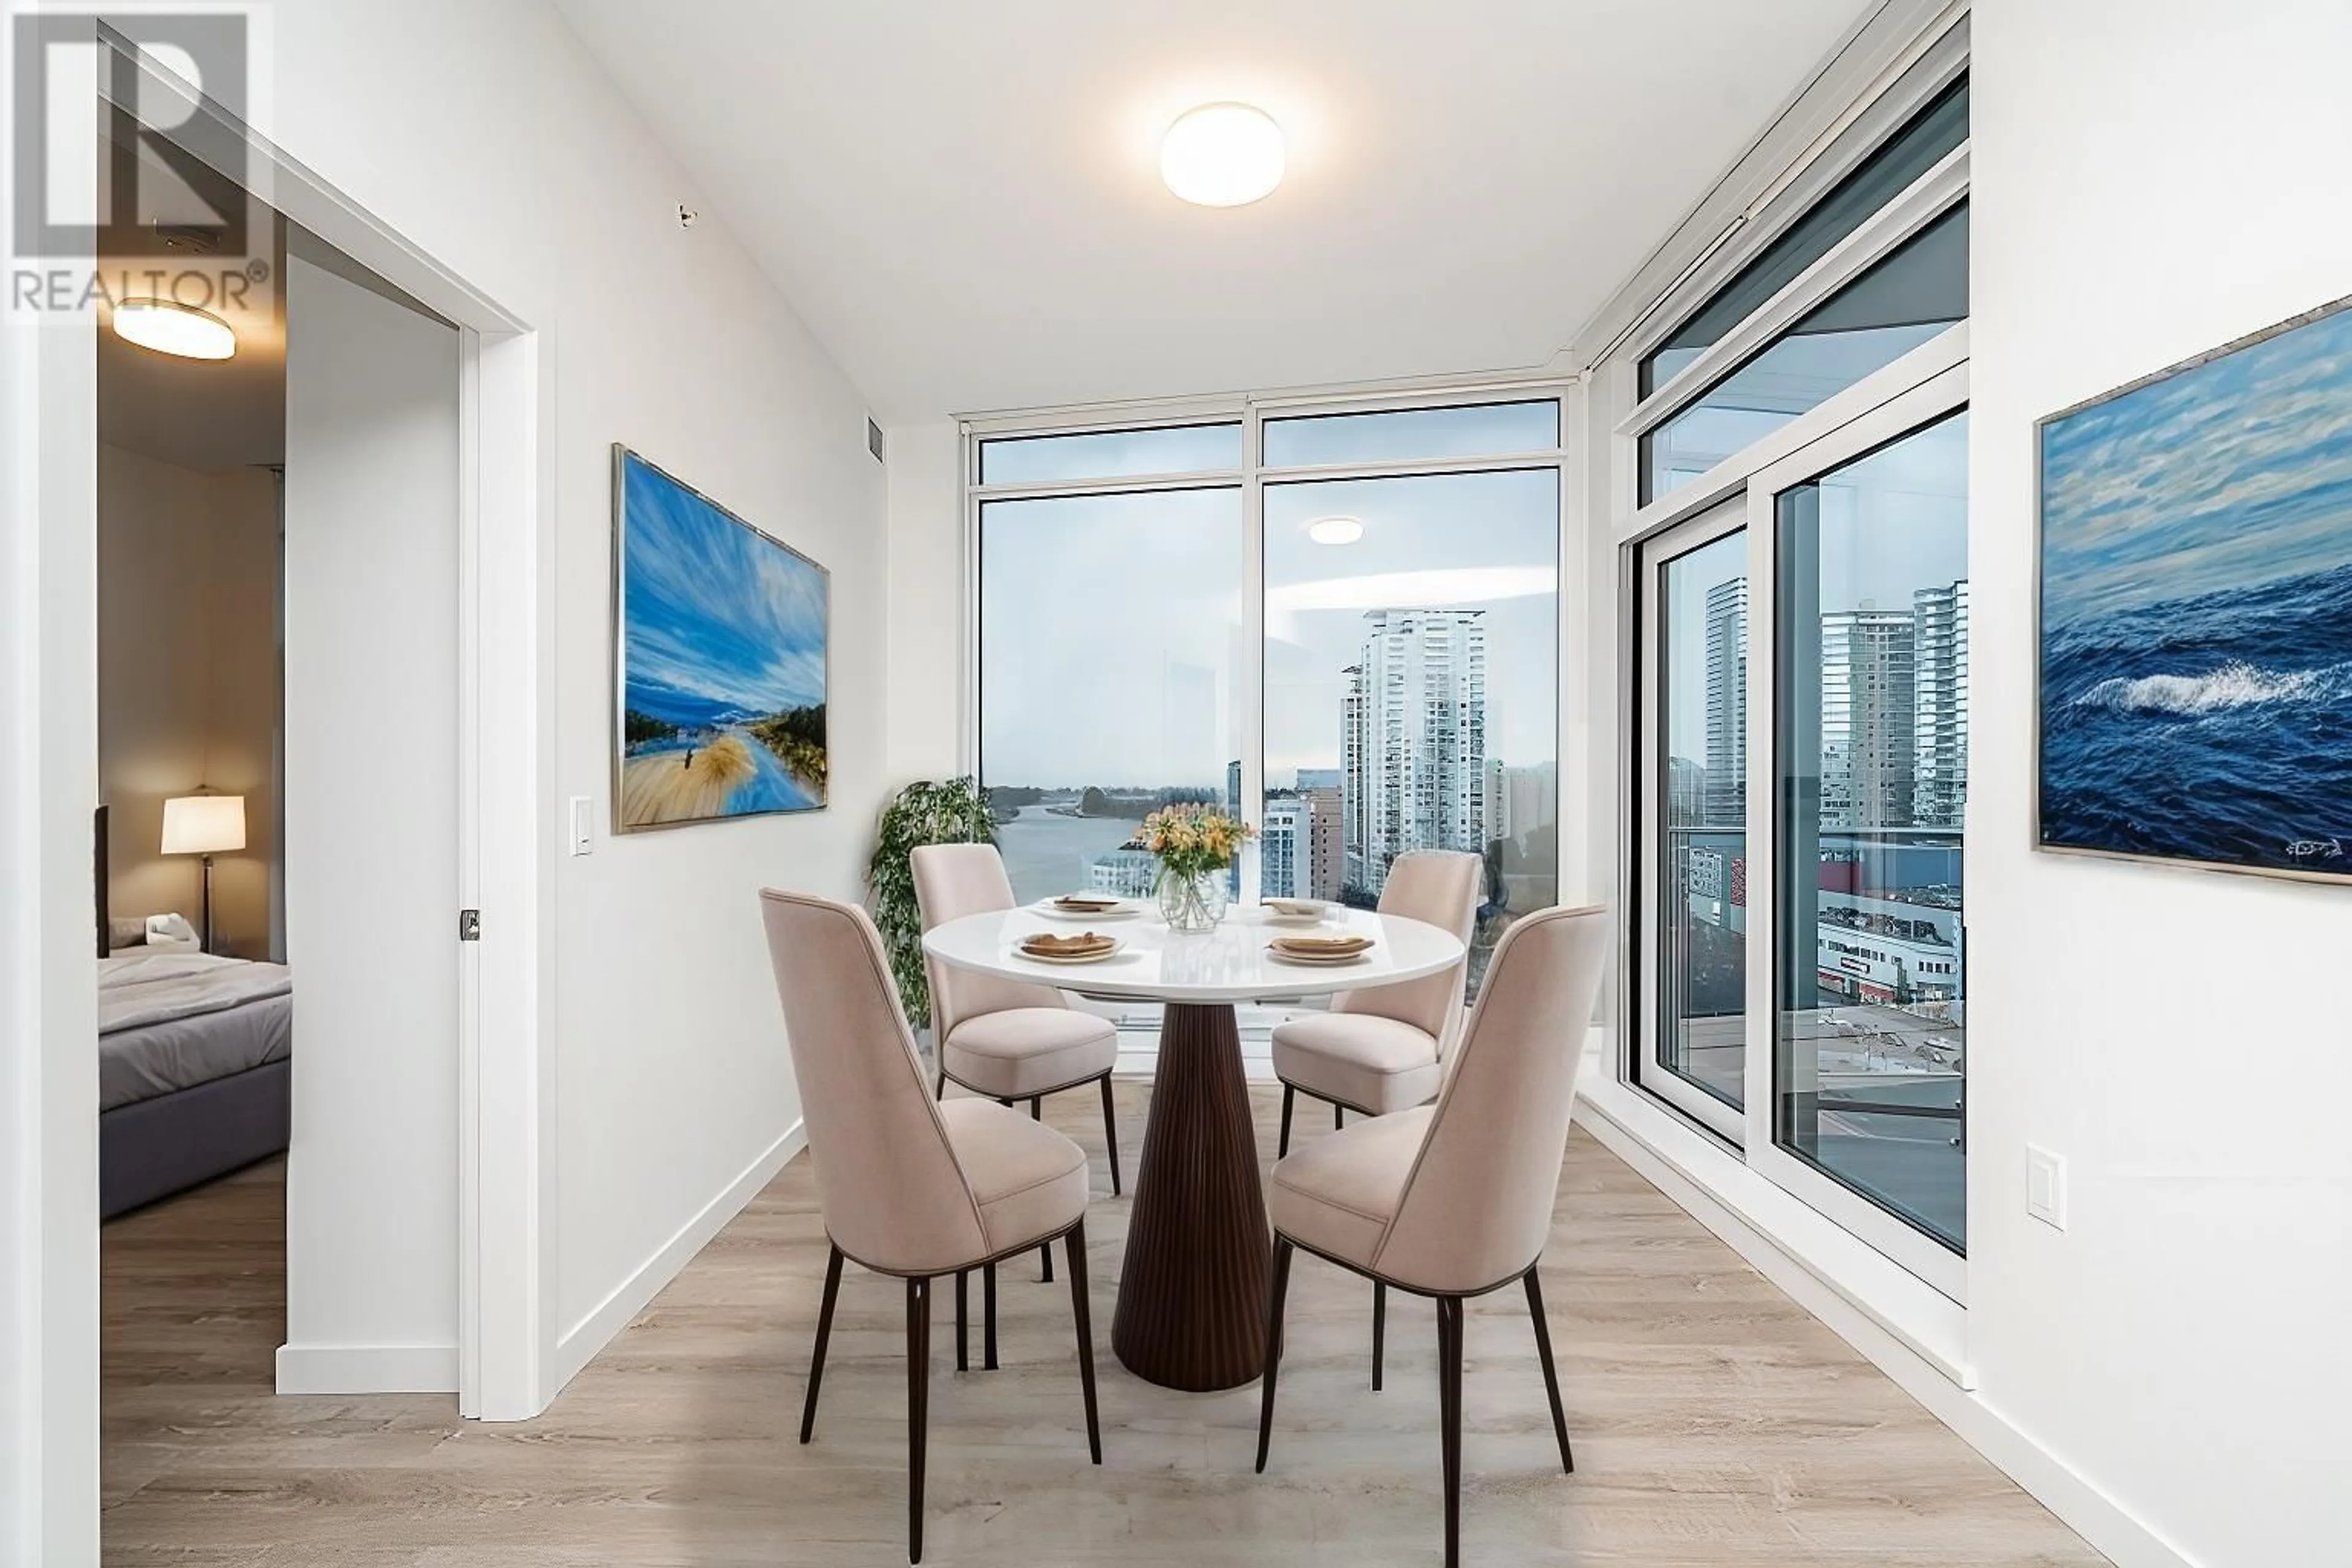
[974, 424, 1244, 908]
[1259, 402, 1560, 996]
[970, 395, 1562, 1008]
[1622, 34, 1969, 1294]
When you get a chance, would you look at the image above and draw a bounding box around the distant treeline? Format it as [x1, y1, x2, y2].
[624, 709, 680, 745]
[748, 703, 827, 792]
[1073, 785, 1218, 820]
[987, 785, 1046, 823]
[985, 783, 1220, 822]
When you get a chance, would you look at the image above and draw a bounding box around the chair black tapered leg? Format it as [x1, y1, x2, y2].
[1437, 1295, 1464, 1568]
[1031, 1099, 1055, 1283]
[1524, 1267, 1573, 1474]
[934, 1065, 948, 1100]
[956, 1270, 969, 1372]
[800, 1243, 845, 1444]
[1278, 1084, 1296, 1158]
[1254, 1237, 1296, 1474]
[1334, 1101, 1345, 1131]
[1064, 1220, 1102, 1464]
[907, 1276, 932, 1564]
[982, 1260, 998, 1369]
[1099, 1074, 1123, 1196]
[1372, 1280, 1386, 1391]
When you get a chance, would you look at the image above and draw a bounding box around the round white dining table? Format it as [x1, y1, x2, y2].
[922, 902, 1466, 1392]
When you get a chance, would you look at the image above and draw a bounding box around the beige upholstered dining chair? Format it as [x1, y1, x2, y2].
[1270, 850, 1483, 1156]
[1254, 903, 1611, 1568]
[912, 843, 1123, 1284]
[758, 888, 1102, 1566]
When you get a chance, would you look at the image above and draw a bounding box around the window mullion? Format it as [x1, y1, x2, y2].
[1240, 405, 1267, 906]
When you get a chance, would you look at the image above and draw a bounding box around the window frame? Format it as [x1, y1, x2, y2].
[1626, 156, 1969, 484]
[1609, 23, 1973, 1300]
[1601, 18, 1970, 375]
[1632, 497, 1752, 1144]
[1737, 366, 1972, 1301]
[963, 382, 1572, 1033]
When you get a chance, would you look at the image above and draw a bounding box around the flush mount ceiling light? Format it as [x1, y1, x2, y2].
[1306, 515, 1364, 546]
[112, 298, 237, 361]
[1161, 102, 1285, 207]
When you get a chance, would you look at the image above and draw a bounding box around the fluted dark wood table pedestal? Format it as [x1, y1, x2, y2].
[922, 906, 1464, 1393]
[1110, 1001, 1270, 1392]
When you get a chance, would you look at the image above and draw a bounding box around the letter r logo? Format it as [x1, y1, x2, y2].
[12, 13, 249, 261]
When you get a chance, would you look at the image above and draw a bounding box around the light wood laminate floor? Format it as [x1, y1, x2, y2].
[102, 1082, 2108, 1566]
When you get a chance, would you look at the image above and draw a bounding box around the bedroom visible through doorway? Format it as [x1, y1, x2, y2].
[94, 116, 470, 1534]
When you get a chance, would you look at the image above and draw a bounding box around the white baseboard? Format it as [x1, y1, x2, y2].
[1575, 1079, 2201, 1568]
[274, 1341, 458, 1395]
[545, 1119, 805, 1401]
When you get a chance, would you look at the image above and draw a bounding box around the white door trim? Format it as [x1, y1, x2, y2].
[11, 53, 555, 1568]
[99, 31, 557, 1423]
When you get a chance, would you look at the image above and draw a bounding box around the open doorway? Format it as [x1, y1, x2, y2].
[92, 108, 471, 1523]
[15, 28, 547, 1553]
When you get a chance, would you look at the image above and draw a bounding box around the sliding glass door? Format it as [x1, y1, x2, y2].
[1634, 370, 1969, 1291]
[1637, 502, 1749, 1140]
[1621, 32, 1969, 1296]
[1732, 375, 1969, 1295]
[1766, 410, 1968, 1267]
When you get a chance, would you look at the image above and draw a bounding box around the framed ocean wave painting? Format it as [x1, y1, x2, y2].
[611, 446, 829, 831]
[2038, 295, 2352, 881]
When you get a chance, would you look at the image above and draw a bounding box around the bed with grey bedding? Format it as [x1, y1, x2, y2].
[100, 952, 293, 1218]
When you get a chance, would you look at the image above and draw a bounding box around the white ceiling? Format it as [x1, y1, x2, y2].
[556, 0, 1872, 421]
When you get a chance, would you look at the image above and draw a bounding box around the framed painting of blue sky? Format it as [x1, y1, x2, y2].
[612, 447, 829, 831]
[2038, 296, 2352, 881]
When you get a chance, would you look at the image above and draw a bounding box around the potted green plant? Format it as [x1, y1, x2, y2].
[867, 776, 997, 1032]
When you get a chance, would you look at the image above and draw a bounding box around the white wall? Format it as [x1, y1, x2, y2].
[884, 420, 963, 786]
[97, 444, 279, 957]
[2, 292, 104, 1568]
[278, 256, 462, 1393]
[240, 0, 889, 1378]
[1969, 4, 2352, 1562]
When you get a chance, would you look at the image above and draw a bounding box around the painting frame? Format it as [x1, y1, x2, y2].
[609, 443, 831, 834]
[2034, 291, 2352, 885]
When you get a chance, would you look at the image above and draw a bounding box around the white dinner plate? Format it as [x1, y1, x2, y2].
[1264, 899, 1330, 918]
[1018, 937, 1127, 965]
[1031, 898, 1142, 921]
[1265, 946, 1373, 967]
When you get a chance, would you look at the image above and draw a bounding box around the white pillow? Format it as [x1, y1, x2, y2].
[143, 913, 200, 952]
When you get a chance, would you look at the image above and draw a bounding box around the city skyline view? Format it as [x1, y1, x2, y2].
[1656, 412, 1970, 1249]
[980, 433, 1562, 980]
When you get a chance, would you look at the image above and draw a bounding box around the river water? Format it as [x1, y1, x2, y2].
[992, 804, 1139, 903]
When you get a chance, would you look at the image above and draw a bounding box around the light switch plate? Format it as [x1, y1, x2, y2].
[568, 795, 594, 856]
[2027, 1145, 2067, 1231]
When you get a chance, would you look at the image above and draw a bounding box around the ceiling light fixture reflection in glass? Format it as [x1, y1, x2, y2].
[1306, 515, 1363, 546]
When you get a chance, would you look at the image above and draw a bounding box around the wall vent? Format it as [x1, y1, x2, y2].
[866, 418, 886, 464]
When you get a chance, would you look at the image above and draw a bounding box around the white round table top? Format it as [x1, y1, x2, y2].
[921, 902, 1466, 1005]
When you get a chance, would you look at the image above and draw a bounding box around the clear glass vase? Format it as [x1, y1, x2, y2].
[1156, 867, 1230, 933]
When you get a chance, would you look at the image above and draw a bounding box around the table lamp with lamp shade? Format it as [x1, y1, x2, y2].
[160, 794, 244, 954]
